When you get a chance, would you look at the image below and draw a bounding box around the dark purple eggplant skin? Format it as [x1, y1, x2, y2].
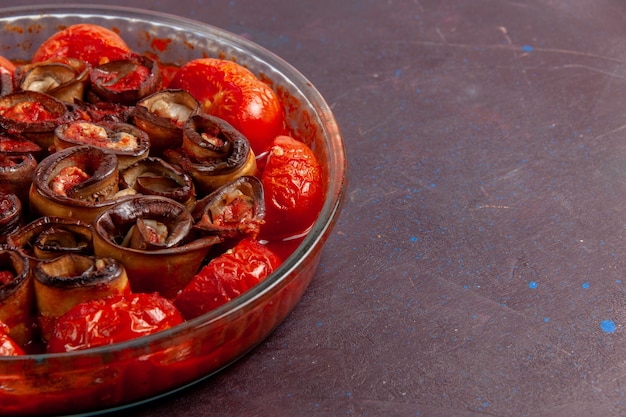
[88, 55, 162, 105]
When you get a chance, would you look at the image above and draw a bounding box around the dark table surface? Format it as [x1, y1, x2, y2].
[6, 0, 626, 416]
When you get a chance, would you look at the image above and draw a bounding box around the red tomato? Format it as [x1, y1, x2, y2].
[47, 293, 183, 353]
[0, 55, 15, 75]
[260, 135, 324, 240]
[168, 58, 284, 154]
[32, 24, 133, 66]
[174, 238, 281, 320]
[0, 321, 24, 356]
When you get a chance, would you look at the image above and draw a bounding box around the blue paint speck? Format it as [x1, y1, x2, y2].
[521, 45, 534, 52]
[543, 317, 550, 323]
[528, 281, 538, 289]
[410, 236, 418, 242]
[581, 282, 590, 289]
[601, 320, 617, 333]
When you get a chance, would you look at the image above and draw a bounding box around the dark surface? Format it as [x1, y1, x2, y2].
[6, 0, 626, 416]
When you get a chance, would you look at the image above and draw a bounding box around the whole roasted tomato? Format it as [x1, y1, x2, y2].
[32, 23, 133, 67]
[168, 58, 284, 155]
[174, 238, 281, 320]
[47, 293, 183, 353]
[0, 321, 24, 356]
[260, 135, 324, 240]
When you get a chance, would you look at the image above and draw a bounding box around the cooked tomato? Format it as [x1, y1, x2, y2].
[260, 135, 324, 240]
[32, 23, 133, 66]
[47, 292, 183, 353]
[168, 58, 284, 154]
[0, 56, 15, 75]
[174, 238, 281, 320]
[0, 321, 24, 356]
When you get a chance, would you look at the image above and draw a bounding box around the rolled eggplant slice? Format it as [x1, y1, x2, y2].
[93, 195, 220, 298]
[15, 58, 89, 103]
[33, 254, 131, 342]
[70, 99, 136, 124]
[120, 157, 195, 208]
[0, 194, 22, 243]
[54, 121, 150, 169]
[0, 91, 70, 150]
[28, 145, 127, 222]
[164, 113, 257, 195]
[0, 248, 35, 348]
[89, 55, 162, 105]
[192, 175, 265, 241]
[6, 216, 94, 265]
[0, 153, 38, 210]
[133, 89, 199, 156]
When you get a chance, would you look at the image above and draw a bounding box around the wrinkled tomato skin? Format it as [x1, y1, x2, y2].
[32, 23, 133, 66]
[260, 135, 324, 240]
[47, 293, 183, 353]
[168, 58, 285, 155]
[175, 238, 281, 320]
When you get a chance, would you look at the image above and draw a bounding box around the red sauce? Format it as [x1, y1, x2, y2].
[150, 37, 171, 52]
[0, 154, 19, 167]
[212, 195, 255, 226]
[50, 166, 91, 196]
[0, 137, 40, 153]
[0, 270, 13, 285]
[0, 101, 56, 122]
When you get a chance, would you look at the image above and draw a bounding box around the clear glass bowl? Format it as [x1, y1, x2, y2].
[0, 5, 346, 416]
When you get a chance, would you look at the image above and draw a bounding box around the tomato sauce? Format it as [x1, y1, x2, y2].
[0, 137, 40, 153]
[50, 166, 91, 196]
[0, 101, 56, 122]
[0, 270, 13, 285]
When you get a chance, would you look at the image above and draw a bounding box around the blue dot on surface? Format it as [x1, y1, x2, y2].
[581, 282, 590, 289]
[521, 45, 534, 52]
[410, 236, 418, 242]
[543, 317, 550, 323]
[528, 281, 538, 289]
[601, 320, 617, 333]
